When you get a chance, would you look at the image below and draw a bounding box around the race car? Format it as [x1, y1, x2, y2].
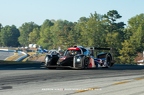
[44, 46, 115, 69]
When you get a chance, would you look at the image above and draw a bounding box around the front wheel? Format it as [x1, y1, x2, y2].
[83, 57, 89, 69]
[44, 55, 51, 66]
[105, 54, 112, 68]
[45, 55, 58, 69]
[79, 56, 89, 69]
[74, 55, 88, 69]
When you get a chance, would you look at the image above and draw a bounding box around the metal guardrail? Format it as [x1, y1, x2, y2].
[15, 52, 28, 61]
[0, 48, 28, 61]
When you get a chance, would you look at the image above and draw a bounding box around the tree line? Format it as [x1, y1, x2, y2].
[0, 10, 144, 64]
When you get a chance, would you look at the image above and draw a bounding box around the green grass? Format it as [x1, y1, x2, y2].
[5, 53, 24, 61]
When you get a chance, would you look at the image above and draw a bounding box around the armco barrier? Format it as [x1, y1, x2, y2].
[0, 49, 15, 60]
[0, 49, 16, 52]
[0, 49, 28, 61]
[15, 52, 28, 61]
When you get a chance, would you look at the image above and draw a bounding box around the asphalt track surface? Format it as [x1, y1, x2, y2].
[0, 51, 14, 60]
[0, 63, 144, 95]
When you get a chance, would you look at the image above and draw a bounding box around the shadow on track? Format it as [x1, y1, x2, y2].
[0, 62, 45, 70]
[0, 62, 144, 70]
[107, 64, 144, 70]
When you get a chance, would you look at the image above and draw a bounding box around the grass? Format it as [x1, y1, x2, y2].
[0, 51, 46, 64]
[26, 53, 45, 61]
[5, 53, 25, 61]
[22, 52, 35, 61]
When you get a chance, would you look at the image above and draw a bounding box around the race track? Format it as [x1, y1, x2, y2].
[0, 63, 144, 95]
[0, 51, 14, 60]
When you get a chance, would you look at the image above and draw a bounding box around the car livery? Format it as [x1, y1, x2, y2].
[44, 46, 115, 69]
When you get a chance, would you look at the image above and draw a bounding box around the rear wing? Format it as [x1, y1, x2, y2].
[89, 47, 114, 57]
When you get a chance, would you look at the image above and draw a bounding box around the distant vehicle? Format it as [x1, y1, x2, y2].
[37, 47, 48, 53]
[137, 60, 144, 65]
[44, 46, 115, 69]
[43, 49, 48, 53]
[29, 44, 38, 48]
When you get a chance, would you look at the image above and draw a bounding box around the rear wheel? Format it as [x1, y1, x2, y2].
[105, 54, 112, 68]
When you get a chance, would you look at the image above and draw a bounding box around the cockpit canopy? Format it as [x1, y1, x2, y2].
[64, 46, 91, 56]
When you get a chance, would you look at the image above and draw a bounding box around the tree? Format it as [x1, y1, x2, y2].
[0, 23, 2, 32]
[87, 12, 106, 47]
[76, 17, 90, 46]
[119, 14, 144, 64]
[37, 19, 54, 49]
[48, 20, 75, 49]
[18, 22, 39, 46]
[1, 25, 20, 47]
[0, 23, 3, 46]
[103, 10, 125, 57]
[29, 27, 40, 44]
[119, 40, 135, 64]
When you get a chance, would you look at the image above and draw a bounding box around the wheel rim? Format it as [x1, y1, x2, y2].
[45, 57, 49, 66]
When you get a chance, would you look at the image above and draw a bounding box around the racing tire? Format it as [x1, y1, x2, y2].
[44, 55, 51, 66]
[74, 55, 87, 69]
[105, 53, 112, 68]
[83, 56, 89, 69]
[80, 56, 89, 69]
[44, 55, 57, 69]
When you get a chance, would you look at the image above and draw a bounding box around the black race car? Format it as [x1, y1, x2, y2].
[44, 46, 115, 69]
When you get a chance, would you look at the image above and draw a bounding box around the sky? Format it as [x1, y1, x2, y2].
[0, 0, 143, 27]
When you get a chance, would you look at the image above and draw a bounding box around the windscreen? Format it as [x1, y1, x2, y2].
[65, 50, 81, 56]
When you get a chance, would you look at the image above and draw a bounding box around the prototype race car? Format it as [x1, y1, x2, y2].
[44, 46, 115, 69]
